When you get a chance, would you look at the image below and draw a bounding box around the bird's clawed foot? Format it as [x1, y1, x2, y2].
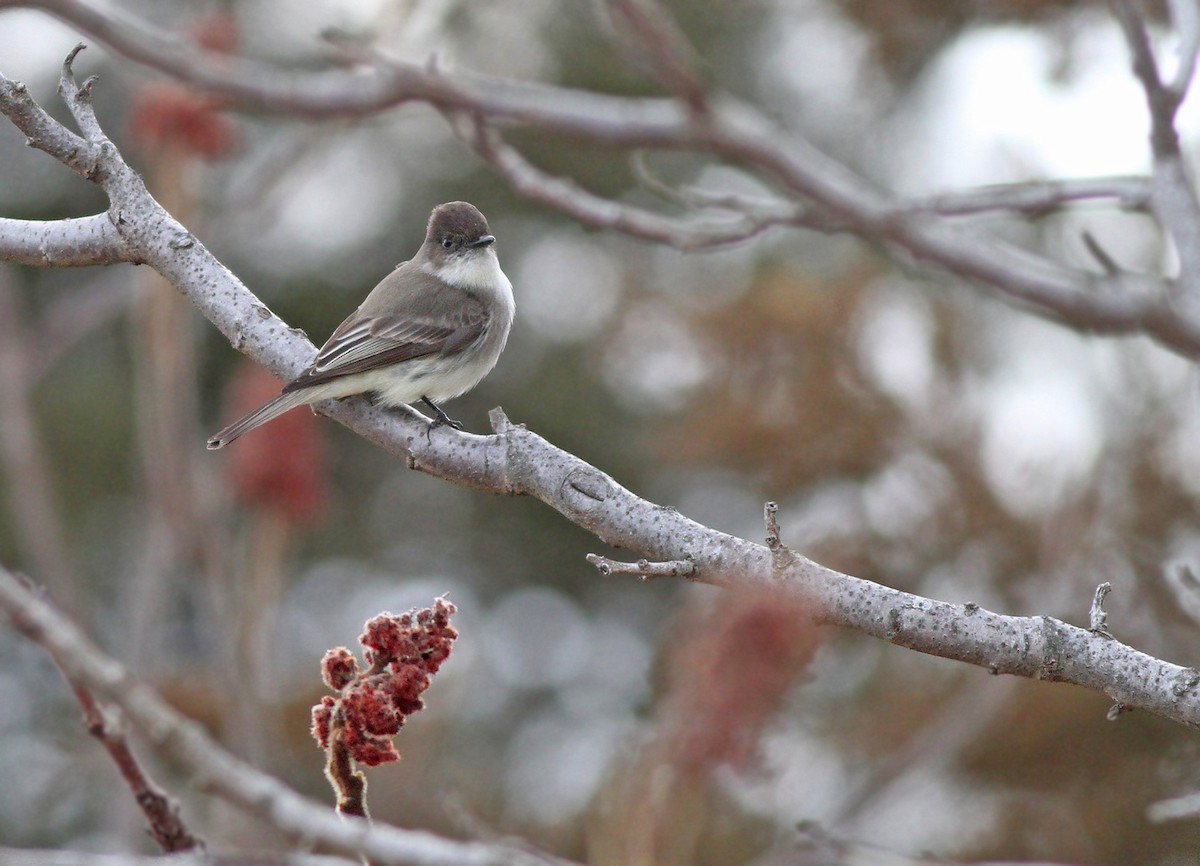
[422, 396, 464, 431]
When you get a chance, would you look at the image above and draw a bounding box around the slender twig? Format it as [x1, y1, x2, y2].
[57, 44, 106, 138]
[1082, 231, 1123, 275]
[0, 48, 311, 388]
[763, 500, 795, 580]
[457, 117, 784, 250]
[630, 151, 787, 212]
[1112, 1, 1183, 155]
[585, 554, 694, 580]
[908, 176, 1153, 217]
[0, 75, 99, 179]
[604, 0, 707, 112]
[326, 725, 369, 820]
[1089, 582, 1114, 638]
[1168, 0, 1200, 97]
[634, 155, 1151, 222]
[68, 681, 202, 852]
[1112, 0, 1200, 298]
[764, 501, 781, 550]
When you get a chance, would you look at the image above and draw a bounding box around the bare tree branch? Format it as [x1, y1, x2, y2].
[6, 571, 200, 854]
[2, 1, 1198, 361]
[66, 680, 202, 852]
[585, 553, 695, 579]
[0, 0, 691, 128]
[1112, 0, 1186, 154]
[0, 215, 128, 266]
[635, 156, 1152, 223]
[603, 0, 708, 111]
[905, 176, 1153, 218]
[0, 48, 310, 387]
[456, 118, 786, 250]
[4, 570, 201, 856]
[1089, 582, 1114, 638]
[1168, 0, 1200, 96]
[0, 569, 580, 866]
[0, 57, 102, 178]
[1112, 0, 1200, 298]
[0, 851, 350, 866]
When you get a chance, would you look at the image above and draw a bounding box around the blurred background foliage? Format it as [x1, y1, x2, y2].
[3, 0, 1200, 863]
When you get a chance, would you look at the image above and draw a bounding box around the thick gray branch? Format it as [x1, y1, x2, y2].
[0, 214, 128, 266]
[402, 412, 1200, 728]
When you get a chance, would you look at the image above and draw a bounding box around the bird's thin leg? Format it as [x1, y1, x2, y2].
[422, 396, 465, 431]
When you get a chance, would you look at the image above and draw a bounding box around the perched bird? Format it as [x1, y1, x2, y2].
[207, 201, 514, 450]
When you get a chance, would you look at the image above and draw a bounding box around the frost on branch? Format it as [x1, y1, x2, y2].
[311, 599, 458, 817]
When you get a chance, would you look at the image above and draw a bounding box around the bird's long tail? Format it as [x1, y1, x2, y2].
[206, 390, 314, 450]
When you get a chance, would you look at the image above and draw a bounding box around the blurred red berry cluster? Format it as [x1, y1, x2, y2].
[127, 10, 240, 160]
[664, 588, 820, 772]
[128, 84, 238, 160]
[311, 599, 458, 767]
[225, 364, 327, 525]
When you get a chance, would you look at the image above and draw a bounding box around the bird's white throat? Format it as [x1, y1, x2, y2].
[423, 248, 511, 298]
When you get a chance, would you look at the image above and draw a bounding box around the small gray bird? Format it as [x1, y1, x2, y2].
[207, 201, 514, 449]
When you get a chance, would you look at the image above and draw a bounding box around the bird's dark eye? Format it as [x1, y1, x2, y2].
[441, 237, 454, 249]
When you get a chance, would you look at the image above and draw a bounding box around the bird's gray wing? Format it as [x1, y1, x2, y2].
[283, 282, 488, 393]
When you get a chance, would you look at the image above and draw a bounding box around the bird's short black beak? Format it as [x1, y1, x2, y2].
[469, 234, 496, 249]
